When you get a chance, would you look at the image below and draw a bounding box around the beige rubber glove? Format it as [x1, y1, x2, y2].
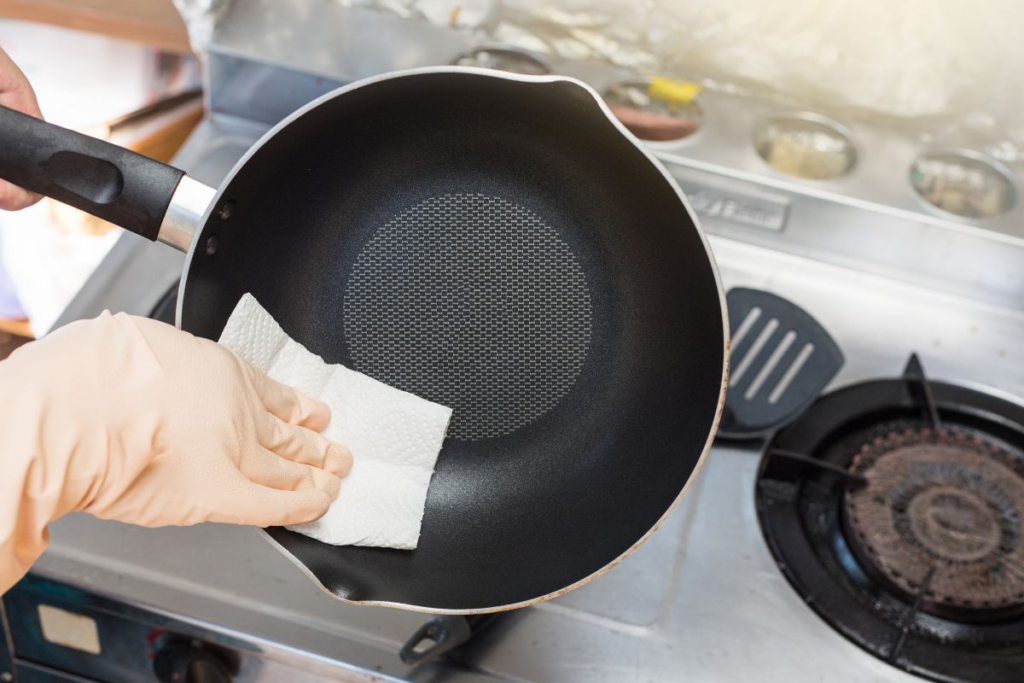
[0, 312, 352, 594]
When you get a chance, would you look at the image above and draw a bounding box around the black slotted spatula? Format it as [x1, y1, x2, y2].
[717, 288, 845, 440]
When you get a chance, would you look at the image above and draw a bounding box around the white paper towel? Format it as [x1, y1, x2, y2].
[218, 293, 452, 550]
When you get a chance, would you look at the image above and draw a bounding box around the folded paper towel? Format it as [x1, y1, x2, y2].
[219, 294, 452, 550]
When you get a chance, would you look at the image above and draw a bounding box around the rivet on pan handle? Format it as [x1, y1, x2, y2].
[717, 288, 844, 440]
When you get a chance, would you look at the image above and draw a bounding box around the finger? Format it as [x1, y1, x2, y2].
[0, 50, 45, 212]
[223, 484, 334, 527]
[0, 47, 43, 117]
[259, 414, 352, 476]
[0, 181, 41, 211]
[238, 445, 342, 497]
[248, 367, 332, 431]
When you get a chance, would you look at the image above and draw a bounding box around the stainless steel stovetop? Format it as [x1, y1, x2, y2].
[9, 2, 1024, 682]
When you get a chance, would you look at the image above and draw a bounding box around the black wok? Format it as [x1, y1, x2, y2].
[0, 68, 728, 613]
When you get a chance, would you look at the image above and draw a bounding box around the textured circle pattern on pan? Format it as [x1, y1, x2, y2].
[344, 193, 593, 441]
[845, 427, 1024, 612]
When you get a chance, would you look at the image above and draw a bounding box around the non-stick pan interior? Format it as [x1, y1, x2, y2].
[180, 71, 725, 611]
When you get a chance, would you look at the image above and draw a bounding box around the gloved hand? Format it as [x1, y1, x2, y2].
[0, 312, 352, 594]
[0, 46, 43, 211]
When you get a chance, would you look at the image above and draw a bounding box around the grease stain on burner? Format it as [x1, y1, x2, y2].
[844, 427, 1024, 613]
[907, 487, 1002, 562]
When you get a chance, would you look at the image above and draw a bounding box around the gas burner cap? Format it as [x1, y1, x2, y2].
[752, 113, 857, 180]
[909, 150, 1018, 220]
[601, 78, 703, 142]
[844, 428, 1024, 614]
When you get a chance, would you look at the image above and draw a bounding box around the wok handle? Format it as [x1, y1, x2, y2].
[399, 614, 500, 666]
[0, 105, 209, 250]
[400, 615, 472, 666]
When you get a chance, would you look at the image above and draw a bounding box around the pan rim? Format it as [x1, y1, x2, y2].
[177, 65, 731, 614]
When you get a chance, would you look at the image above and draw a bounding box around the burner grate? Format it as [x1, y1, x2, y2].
[757, 354, 1024, 683]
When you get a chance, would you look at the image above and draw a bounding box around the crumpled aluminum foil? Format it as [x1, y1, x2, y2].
[495, 0, 658, 71]
[172, 0, 1024, 157]
[171, 0, 233, 58]
[357, 0, 1024, 153]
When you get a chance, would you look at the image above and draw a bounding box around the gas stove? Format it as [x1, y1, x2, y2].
[3, 2, 1024, 682]
[759, 357, 1024, 682]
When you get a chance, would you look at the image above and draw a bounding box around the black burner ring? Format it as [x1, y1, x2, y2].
[757, 377, 1024, 683]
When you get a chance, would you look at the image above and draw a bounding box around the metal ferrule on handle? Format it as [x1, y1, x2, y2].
[160, 177, 216, 252]
[0, 105, 212, 252]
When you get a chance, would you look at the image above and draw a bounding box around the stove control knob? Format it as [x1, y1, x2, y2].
[154, 641, 233, 683]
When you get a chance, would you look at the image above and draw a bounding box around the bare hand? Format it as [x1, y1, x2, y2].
[0, 47, 43, 211]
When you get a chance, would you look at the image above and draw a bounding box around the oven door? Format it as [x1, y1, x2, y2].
[1, 575, 238, 683]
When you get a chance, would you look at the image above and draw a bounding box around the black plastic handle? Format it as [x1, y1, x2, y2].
[400, 614, 502, 666]
[400, 615, 473, 666]
[0, 105, 184, 241]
